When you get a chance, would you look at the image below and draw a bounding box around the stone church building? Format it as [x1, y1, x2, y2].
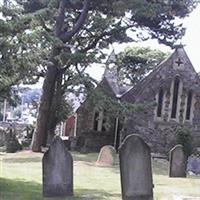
[75, 47, 200, 153]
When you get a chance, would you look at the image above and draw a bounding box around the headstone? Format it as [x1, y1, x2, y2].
[0, 128, 6, 147]
[187, 155, 200, 175]
[169, 144, 187, 177]
[5, 128, 22, 153]
[96, 145, 116, 166]
[43, 136, 73, 197]
[119, 134, 153, 200]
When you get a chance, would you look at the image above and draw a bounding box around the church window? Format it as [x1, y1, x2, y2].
[93, 111, 99, 131]
[171, 77, 180, 118]
[93, 109, 104, 131]
[157, 87, 164, 117]
[186, 90, 192, 120]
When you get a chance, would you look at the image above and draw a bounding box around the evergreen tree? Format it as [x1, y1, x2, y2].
[0, 1, 49, 103]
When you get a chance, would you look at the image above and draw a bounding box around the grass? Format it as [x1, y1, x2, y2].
[0, 151, 200, 200]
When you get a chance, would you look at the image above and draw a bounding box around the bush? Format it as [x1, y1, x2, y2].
[176, 127, 193, 157]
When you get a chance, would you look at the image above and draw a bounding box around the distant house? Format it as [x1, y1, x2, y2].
[73, 46, 200, 153]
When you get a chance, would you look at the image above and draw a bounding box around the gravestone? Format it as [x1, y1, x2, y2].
[169, 145, 186, 177]
[96, 145, 116, 166]
[119, 134, 153, 200]
[187, 155, 200, 175]
[5, 127, 22, 153]
[43, 136, 73, 197]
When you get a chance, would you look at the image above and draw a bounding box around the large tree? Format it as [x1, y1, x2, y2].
[11, 0, 198, 151]
[115, 46, 169, 86]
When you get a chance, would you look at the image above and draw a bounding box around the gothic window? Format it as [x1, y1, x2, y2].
[157, 87, 164, 117]
[186, 90, 192, 120]
[171, 77, 180, 118]
[93, 111, 99, 131]
[93, 109, 104, 131]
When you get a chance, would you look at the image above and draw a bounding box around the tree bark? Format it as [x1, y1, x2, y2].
[46, 71, 63, 144]
[31, 63, 58, 152]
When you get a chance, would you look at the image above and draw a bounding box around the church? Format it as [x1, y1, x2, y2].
[74, 46, 200, 153]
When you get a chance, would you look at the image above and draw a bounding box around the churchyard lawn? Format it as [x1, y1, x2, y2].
[0, 151, 200, 200]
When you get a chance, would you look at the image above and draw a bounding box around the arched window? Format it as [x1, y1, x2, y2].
[186, 90, 192, 120]
[93, 109, 104, 131]
[157, 87, 164, 117]
[171, 77, 180, 118]
[93, 111, 99, 131]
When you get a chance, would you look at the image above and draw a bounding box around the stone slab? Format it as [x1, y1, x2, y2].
[119, 134, 154, 200]
[43, 136, 73, 197]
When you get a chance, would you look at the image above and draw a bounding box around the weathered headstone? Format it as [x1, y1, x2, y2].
[5, 128, 22, 153]
[187, 155, 200, 175]
[96, 145, 116, 166]
[43, 136, 73, 197]
[119, 134, 153, 200]
[169, 144, 187, 178]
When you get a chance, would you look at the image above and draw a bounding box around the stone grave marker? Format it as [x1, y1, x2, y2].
[96, 145, 116, 166]
[43, 136, 73, 197]
[119, 134, 154, 200]
[169, 144, 187, 178]
[187, 155, 200, 175]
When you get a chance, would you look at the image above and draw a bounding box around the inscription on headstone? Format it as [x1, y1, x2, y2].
[119, 134, 154, 200]
[43, 136, 73, 197]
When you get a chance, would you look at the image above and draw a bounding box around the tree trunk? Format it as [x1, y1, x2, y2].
[31, 64, 58, 152]
[46, 71, 63, 144]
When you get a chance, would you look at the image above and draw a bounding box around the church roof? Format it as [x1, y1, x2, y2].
[103, 67, 132, 98]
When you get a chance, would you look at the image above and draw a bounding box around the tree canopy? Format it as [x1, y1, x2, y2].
[115, 46, 169, 86]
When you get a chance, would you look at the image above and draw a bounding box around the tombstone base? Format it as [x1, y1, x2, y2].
[123, 195, 153, 200]
[43, 184, 73, 197]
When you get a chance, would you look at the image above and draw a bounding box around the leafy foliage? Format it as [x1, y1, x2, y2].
[176, 127, 193, 156]
[0, 2, 50, 102]
[116, 46, 169, 85]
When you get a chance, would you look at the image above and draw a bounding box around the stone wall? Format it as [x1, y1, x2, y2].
[122, 103, 200, 154]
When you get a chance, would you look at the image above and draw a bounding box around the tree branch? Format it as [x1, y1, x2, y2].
[59, 0, 90, 42]
[54, 0, 66, 37]
[79, 25, 134, 53]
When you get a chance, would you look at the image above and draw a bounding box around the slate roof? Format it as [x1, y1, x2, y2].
[103, 67, 132, 98]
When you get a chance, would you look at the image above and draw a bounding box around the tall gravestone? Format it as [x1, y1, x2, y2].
[169, 144, 187, 178]
[119, 134, 154, 200]
[43, 136, 73, 197]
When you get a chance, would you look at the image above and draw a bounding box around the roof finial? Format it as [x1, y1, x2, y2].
[173, 43, 186, 50]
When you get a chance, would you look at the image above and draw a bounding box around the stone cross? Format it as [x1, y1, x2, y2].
[175, 58, 183, 66]
[43, 136, 73, 197]
[169, 144, 187, 178]
[119, 134, 154, 200]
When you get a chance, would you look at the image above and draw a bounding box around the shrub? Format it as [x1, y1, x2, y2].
[176, 127, 193, 157]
